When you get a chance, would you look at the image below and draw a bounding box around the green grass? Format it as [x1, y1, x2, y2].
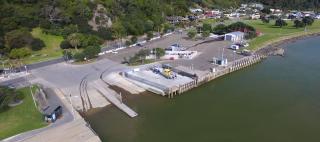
[0, 86, 47, 140]
[26, 27, 64, 64]
[129, 59, 156, 66]
[243, 20, 320, 51]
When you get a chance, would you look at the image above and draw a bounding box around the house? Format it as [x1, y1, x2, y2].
[224, 32, 245, 43]
[205, 10, 221, 19]
[250, 13, 261, 19]
[249, 3, 264, 10]
[166, 16, 184, 24]
[190, 8, 203, 14]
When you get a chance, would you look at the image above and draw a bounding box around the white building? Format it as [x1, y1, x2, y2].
[190, 8, 203, 14]
[224, 32, 245, 43]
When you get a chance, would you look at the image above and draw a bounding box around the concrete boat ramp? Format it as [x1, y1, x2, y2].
[93, 80, 138, 118]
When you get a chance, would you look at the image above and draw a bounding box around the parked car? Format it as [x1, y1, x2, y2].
[229, 44, 240, 50]
[111, 50, 118, 54]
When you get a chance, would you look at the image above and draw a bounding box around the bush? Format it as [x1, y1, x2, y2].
[187, 28, 197, 39]
[202, 23, 212, 32]
[202, 30, 210, 38]
[73, 52, 85, 62]
[31, 38, 45, 51]
[9, 48, 31, 59]
[294, 20, 305, 28]
[213, 24, 227, 35]
[60, 40, 72, 49]
[125, 40, 131, 46]
[63, 50, 73, 61]
[131, 36, 138, 44]
[275, 19, 288, 27]
[146, 31, 153, 41]
[97, 27, 113, 40]
[82, 46, 101, 60]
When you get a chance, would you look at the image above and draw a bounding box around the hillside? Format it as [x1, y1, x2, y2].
[0, 0, 319, 64]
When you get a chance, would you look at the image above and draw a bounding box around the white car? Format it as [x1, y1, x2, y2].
[111, 50, 118, 54]
[230, 45, 240, 50]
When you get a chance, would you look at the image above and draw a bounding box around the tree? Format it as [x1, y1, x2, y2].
[275, 19, 288, 28]
[163, 23, 174, 33]
[112, 20, 126, 47]
[294, 20, 304, 28]
[131, 36, 138, 44]
[67, 33, 81, 50]
[261, 8, 271, 14]
[82, 46, 101, 60]
[147, 31, 154, 41]
[261, 17, 270, 23]
[0, 86, 15, 110]
[202, 30, 210, 38]
[4, 29, 33, 49]
[31, 38, 45, 51]
[97, 27, 113, 40]
[213, 24, 227, 35]
[202, 23, 212, 32]
[154, 48, 165, 58]
[60, 40, 72, 49]
[187, 28, 197, 39]
[144, 20, 154, 32]
[73, 52, 85, 62]
[302, 17, 314, 26]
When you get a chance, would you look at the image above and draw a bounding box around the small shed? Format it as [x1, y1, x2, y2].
[224, 31, 245, 43]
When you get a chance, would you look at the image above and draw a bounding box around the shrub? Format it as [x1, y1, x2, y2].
[31, 38, 45, 51]
[82, 46, 101, 60]
[125, 40, 131, 46]
[187, 28, 197, 39]
[275, 19, 288, 27]
[60, 40, 72, 49]
[9, 48, 31, 59]
[73, 52, 85, 62]
[213, 24, 227, 35]
[131, 36, 138, 44]
[146, 31, 153, 41]
[97, 27, 113, 40]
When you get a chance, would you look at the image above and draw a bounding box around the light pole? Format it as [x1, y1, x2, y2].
[69, 94, 77, 121]
[233, 50, 236, 62]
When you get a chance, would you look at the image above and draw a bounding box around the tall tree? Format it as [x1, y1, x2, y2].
[67, 33, 81, 51]
[275, 19, 288, 28]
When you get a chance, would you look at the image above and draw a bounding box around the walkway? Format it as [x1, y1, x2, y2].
[93, 80, 138, 118]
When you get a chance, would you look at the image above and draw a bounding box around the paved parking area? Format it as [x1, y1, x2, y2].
[164, 40, 245, 71]
[102, 31, 245, 71]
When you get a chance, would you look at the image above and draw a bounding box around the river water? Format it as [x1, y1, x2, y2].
[85, 37, 320, 142]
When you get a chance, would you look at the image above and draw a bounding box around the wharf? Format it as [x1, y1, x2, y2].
[123, 54, 266, 98]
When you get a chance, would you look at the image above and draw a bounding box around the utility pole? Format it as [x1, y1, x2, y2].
[25, 68, 37, 109]
[69, 94, 76, 121]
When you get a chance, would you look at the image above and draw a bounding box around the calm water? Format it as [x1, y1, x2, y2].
[85, 37, 320, 142]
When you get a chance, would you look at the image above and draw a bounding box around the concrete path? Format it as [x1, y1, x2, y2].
[93, 80, 138, 118]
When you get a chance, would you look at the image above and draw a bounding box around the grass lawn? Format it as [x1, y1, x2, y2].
[25, 27, 64, 64]
[0, 86, 47, 140]
[243, 20, 320, 50]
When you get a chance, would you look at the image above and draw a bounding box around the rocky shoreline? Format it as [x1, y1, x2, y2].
[255, 32, 320, 56]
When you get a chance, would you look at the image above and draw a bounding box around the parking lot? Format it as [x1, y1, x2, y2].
[102, 32, 245, 71]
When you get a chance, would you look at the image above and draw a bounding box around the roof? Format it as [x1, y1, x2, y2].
[226, 31, 245, 36]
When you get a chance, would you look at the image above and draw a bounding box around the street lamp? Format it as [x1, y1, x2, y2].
[69, 94, 79, 121]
